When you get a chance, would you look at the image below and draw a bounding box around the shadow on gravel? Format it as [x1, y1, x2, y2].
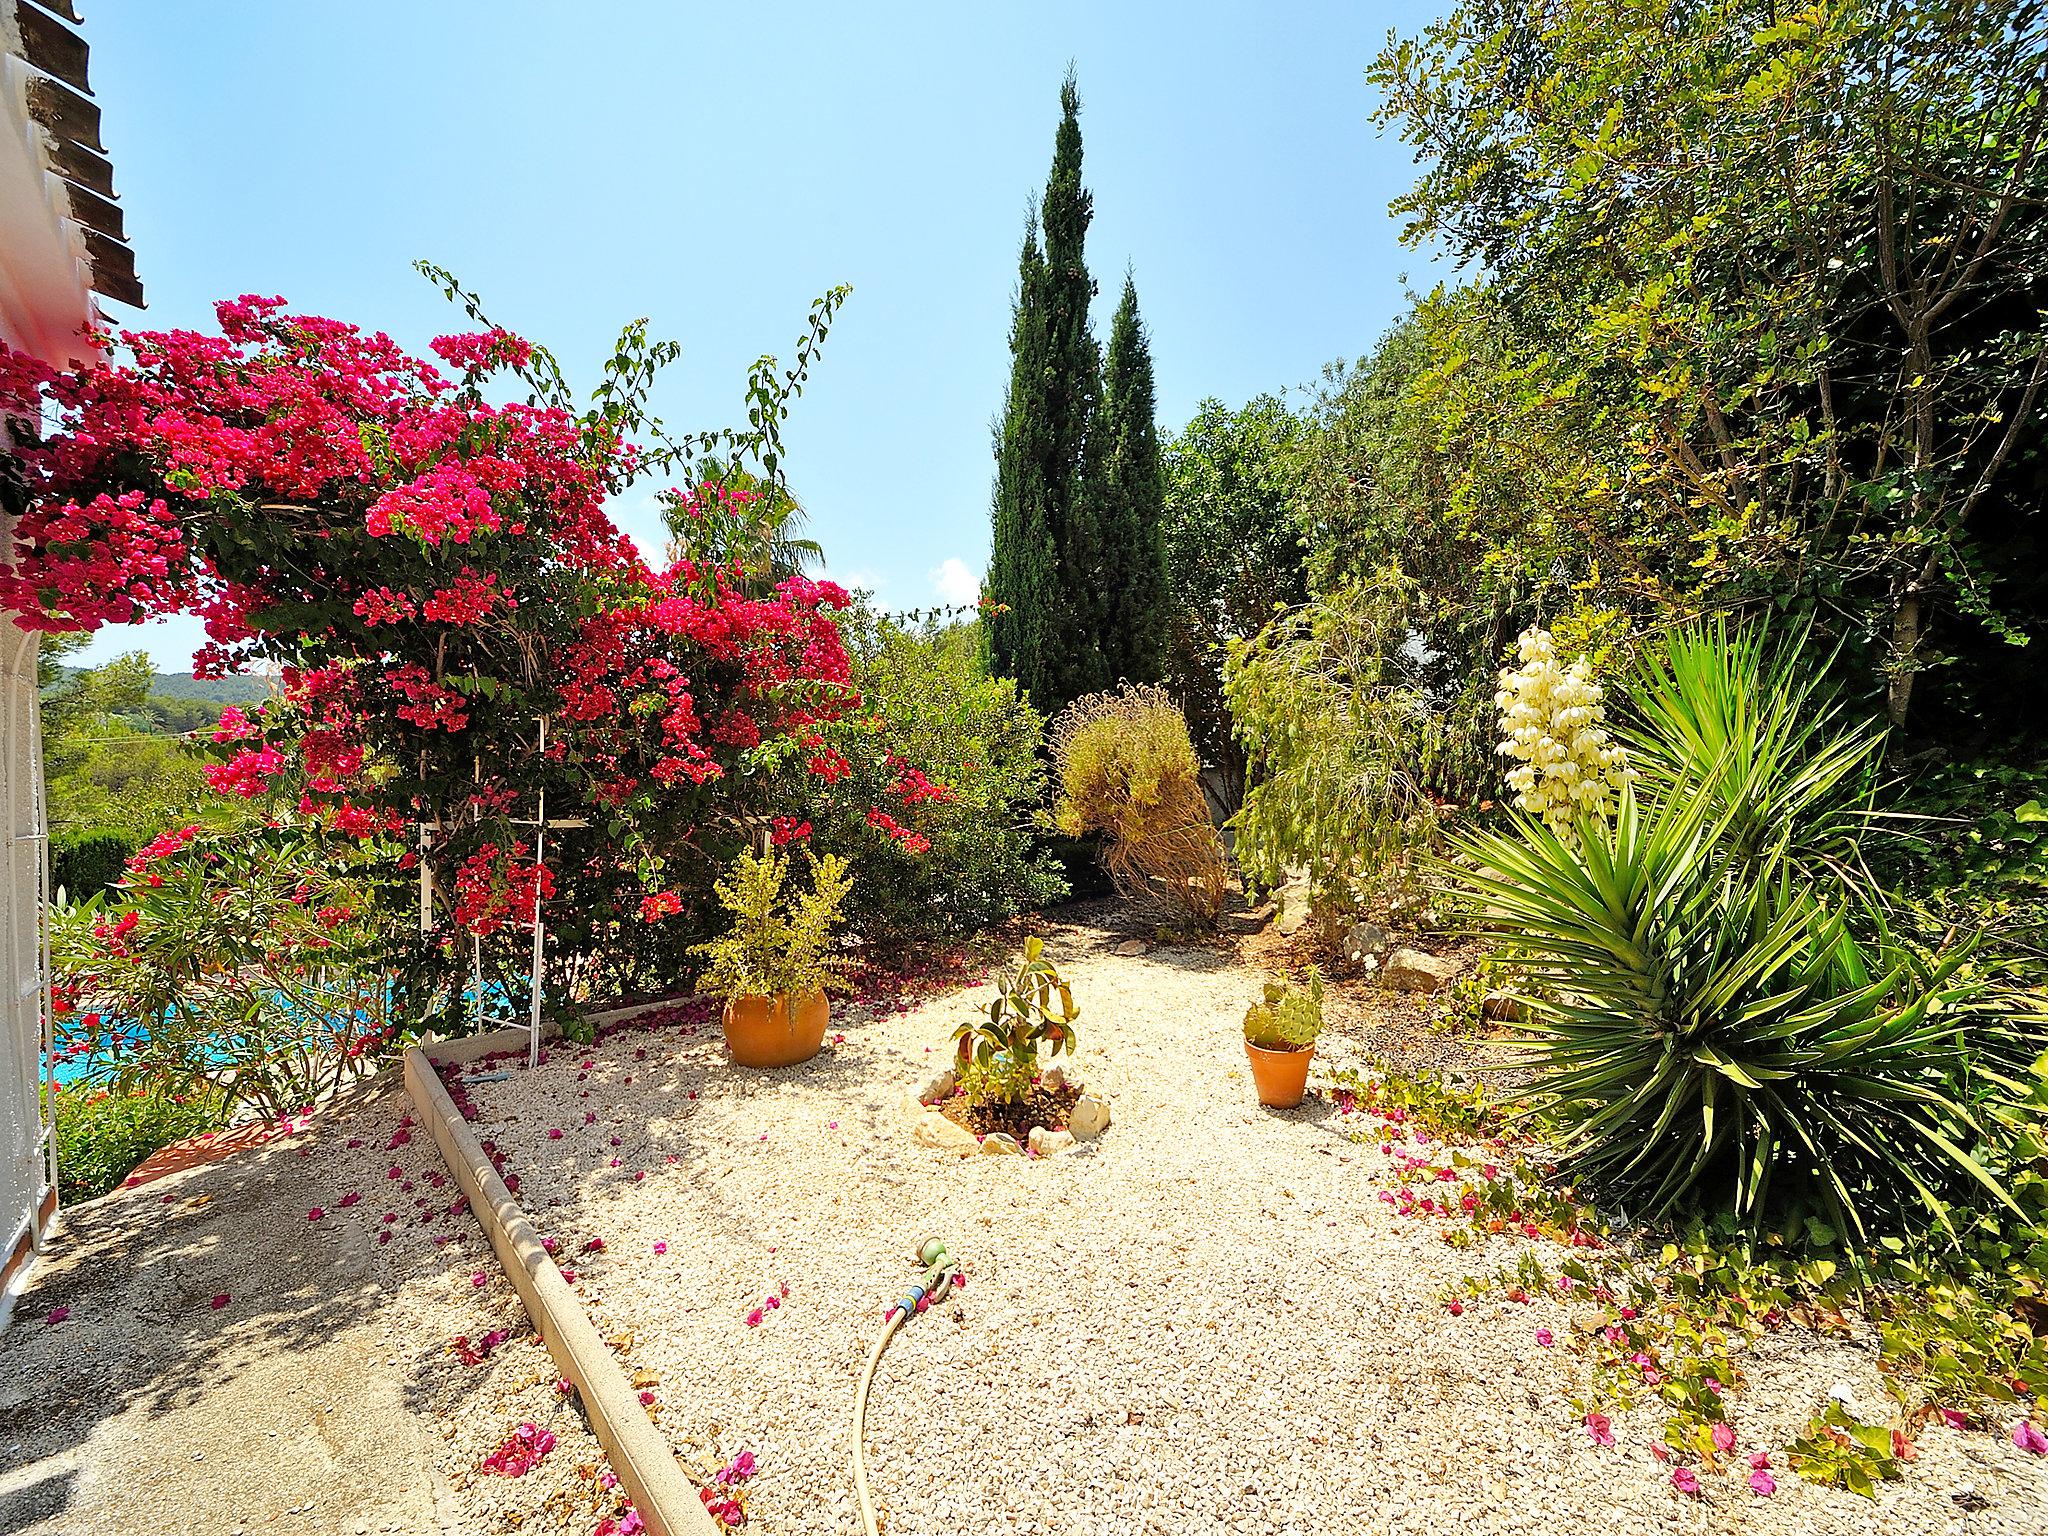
[0, 1074, 440, 1534]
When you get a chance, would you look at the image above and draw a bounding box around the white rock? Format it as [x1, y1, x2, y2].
[1113, 938, 1150, 957]
[1028, 1126, 1075, 1156]
[1274, 884, 1312, 936]
[1381, 947, 1456, 993]
[912, 1111, 978, 1152]
[978, 1131, 1024, 1155]
[917, 1066, 958, 1104]
[1067, 1093, 1112, 1140]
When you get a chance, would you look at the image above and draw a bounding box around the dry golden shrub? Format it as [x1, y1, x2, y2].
[1050, 684, 1228, 928]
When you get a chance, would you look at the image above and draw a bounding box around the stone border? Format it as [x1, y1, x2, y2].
[404, 1042, 719, 1536]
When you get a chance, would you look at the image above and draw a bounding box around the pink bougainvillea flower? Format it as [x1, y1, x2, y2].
[1535, 1328, 1553, 1346]
[471, 1271, 488, 1288]
[2015, 1421, 2048, 1455]
[481, 1421, 556, 1477]
[1940, 1407, 1972, 1431]
[639, 1389, 656, 1406]
[745, 1308, 764, 1328]
[307, 1207, 325, 1221]
[549, 1128, 563, 1140]
[338, 1191, 361, 1208]
[210, 1293, 230, 1309]
[1583, 1412, 1614, 1447]
[1712, 1421, 1736, 1453]
[44, 1306, 68, 1326]
[653, 1241, 667, 1255]
[1670, 1466, 1700, 1495]
[1748, 1467, 1776, 1496]
[1446, 1300, 1464, 1316]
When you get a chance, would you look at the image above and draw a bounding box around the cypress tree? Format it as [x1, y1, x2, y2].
[985, 70, 1107, 715]
[1093, 272, 1168, 684]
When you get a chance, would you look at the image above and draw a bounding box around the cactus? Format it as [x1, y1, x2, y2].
[1243, 968, 1324, 1052]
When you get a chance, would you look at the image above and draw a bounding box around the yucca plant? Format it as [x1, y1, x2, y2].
[1451, 617, 2040, 1240]
[1449, 790, 2029, 1239]
[1620, 617, 1885, 896]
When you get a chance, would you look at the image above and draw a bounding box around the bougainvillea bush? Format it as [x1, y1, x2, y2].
[1, 282, 958, 1070]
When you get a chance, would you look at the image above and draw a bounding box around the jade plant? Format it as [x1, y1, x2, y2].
[692, 847, 854, 1001]
[951, 936, 1078, 1105]
[1244, 968, 1325, 1052]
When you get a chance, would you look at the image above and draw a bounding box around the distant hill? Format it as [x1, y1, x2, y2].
[147, 672, 274, 705]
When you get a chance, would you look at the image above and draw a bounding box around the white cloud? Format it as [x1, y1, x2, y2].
[929, 557, 980, 606]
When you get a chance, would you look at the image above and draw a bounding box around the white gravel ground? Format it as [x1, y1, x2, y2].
[456, 917, 2048, 1536]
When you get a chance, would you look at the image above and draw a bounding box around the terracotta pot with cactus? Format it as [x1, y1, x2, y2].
[692, 847, 853, 1068]
[1242, 969, 1323, 1108]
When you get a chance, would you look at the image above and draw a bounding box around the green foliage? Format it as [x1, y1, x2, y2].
[985, 70, 1109, 715]
[1243, 969, 1324, 1052]
[1051, 684, 1227, 927]
[791, 606, 1065, 937]
[1090, 274, 1169, 689]
[1448, 623, 2046, 1239]
[52, 827, 406, 1120]
[48, 1083, 228, 1204]
[1224, 571, 1447, 925]
[51, 829, 132, 901]
[1326, 1060, 1509, 1141]
[1160, 393, 1310, 789]
[1621, 619, 1885, 892]
[1785, 1401, 1905, 1499]
[950, 935, 1077, 1106]
[691, 847, 853, 1002]
[1371, 1, 2048, 736]
[1875, 753, 2048, 973]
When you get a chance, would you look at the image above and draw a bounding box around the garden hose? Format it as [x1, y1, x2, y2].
[852, 1237, 962, 1536]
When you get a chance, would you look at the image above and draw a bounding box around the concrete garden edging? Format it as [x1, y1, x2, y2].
[403, 1042, 719, 1536]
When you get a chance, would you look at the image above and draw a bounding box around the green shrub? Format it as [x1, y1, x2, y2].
[951, 936, 1077, 1106]
[1224, 572, 1447, 929]
[787, 609, 1066, 938]
[49, 1083, 227, 1204]
[51, 829, 133, 901]
[691, 848, 853, 1000]
[1243, 969, 1324, 1051]
[1051, 683, 1227, 928]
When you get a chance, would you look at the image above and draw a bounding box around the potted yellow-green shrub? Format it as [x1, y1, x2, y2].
[693, 847, 853, 1068]
[1242, 969, 1323, 1108]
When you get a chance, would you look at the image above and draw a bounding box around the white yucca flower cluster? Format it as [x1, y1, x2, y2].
[1494, 626, 1630, 840]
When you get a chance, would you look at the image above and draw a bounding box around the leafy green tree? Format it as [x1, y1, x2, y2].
[1160, 393, 1310, 793]
[985, 70, 1108, 715]
[1371, 0, 2048, 737]
[1092, 274, 1169, 689]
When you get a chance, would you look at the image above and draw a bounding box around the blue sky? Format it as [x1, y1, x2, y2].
[74, 0, 1443, 667]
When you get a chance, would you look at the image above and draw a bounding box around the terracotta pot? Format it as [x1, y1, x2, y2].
[1244, 1038, 1313, 1108]
[722, 988, 829, 1068]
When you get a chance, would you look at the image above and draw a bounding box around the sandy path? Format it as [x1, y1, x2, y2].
[459, 915, 2047, 1536]
[0, 1078, 614, 1536]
